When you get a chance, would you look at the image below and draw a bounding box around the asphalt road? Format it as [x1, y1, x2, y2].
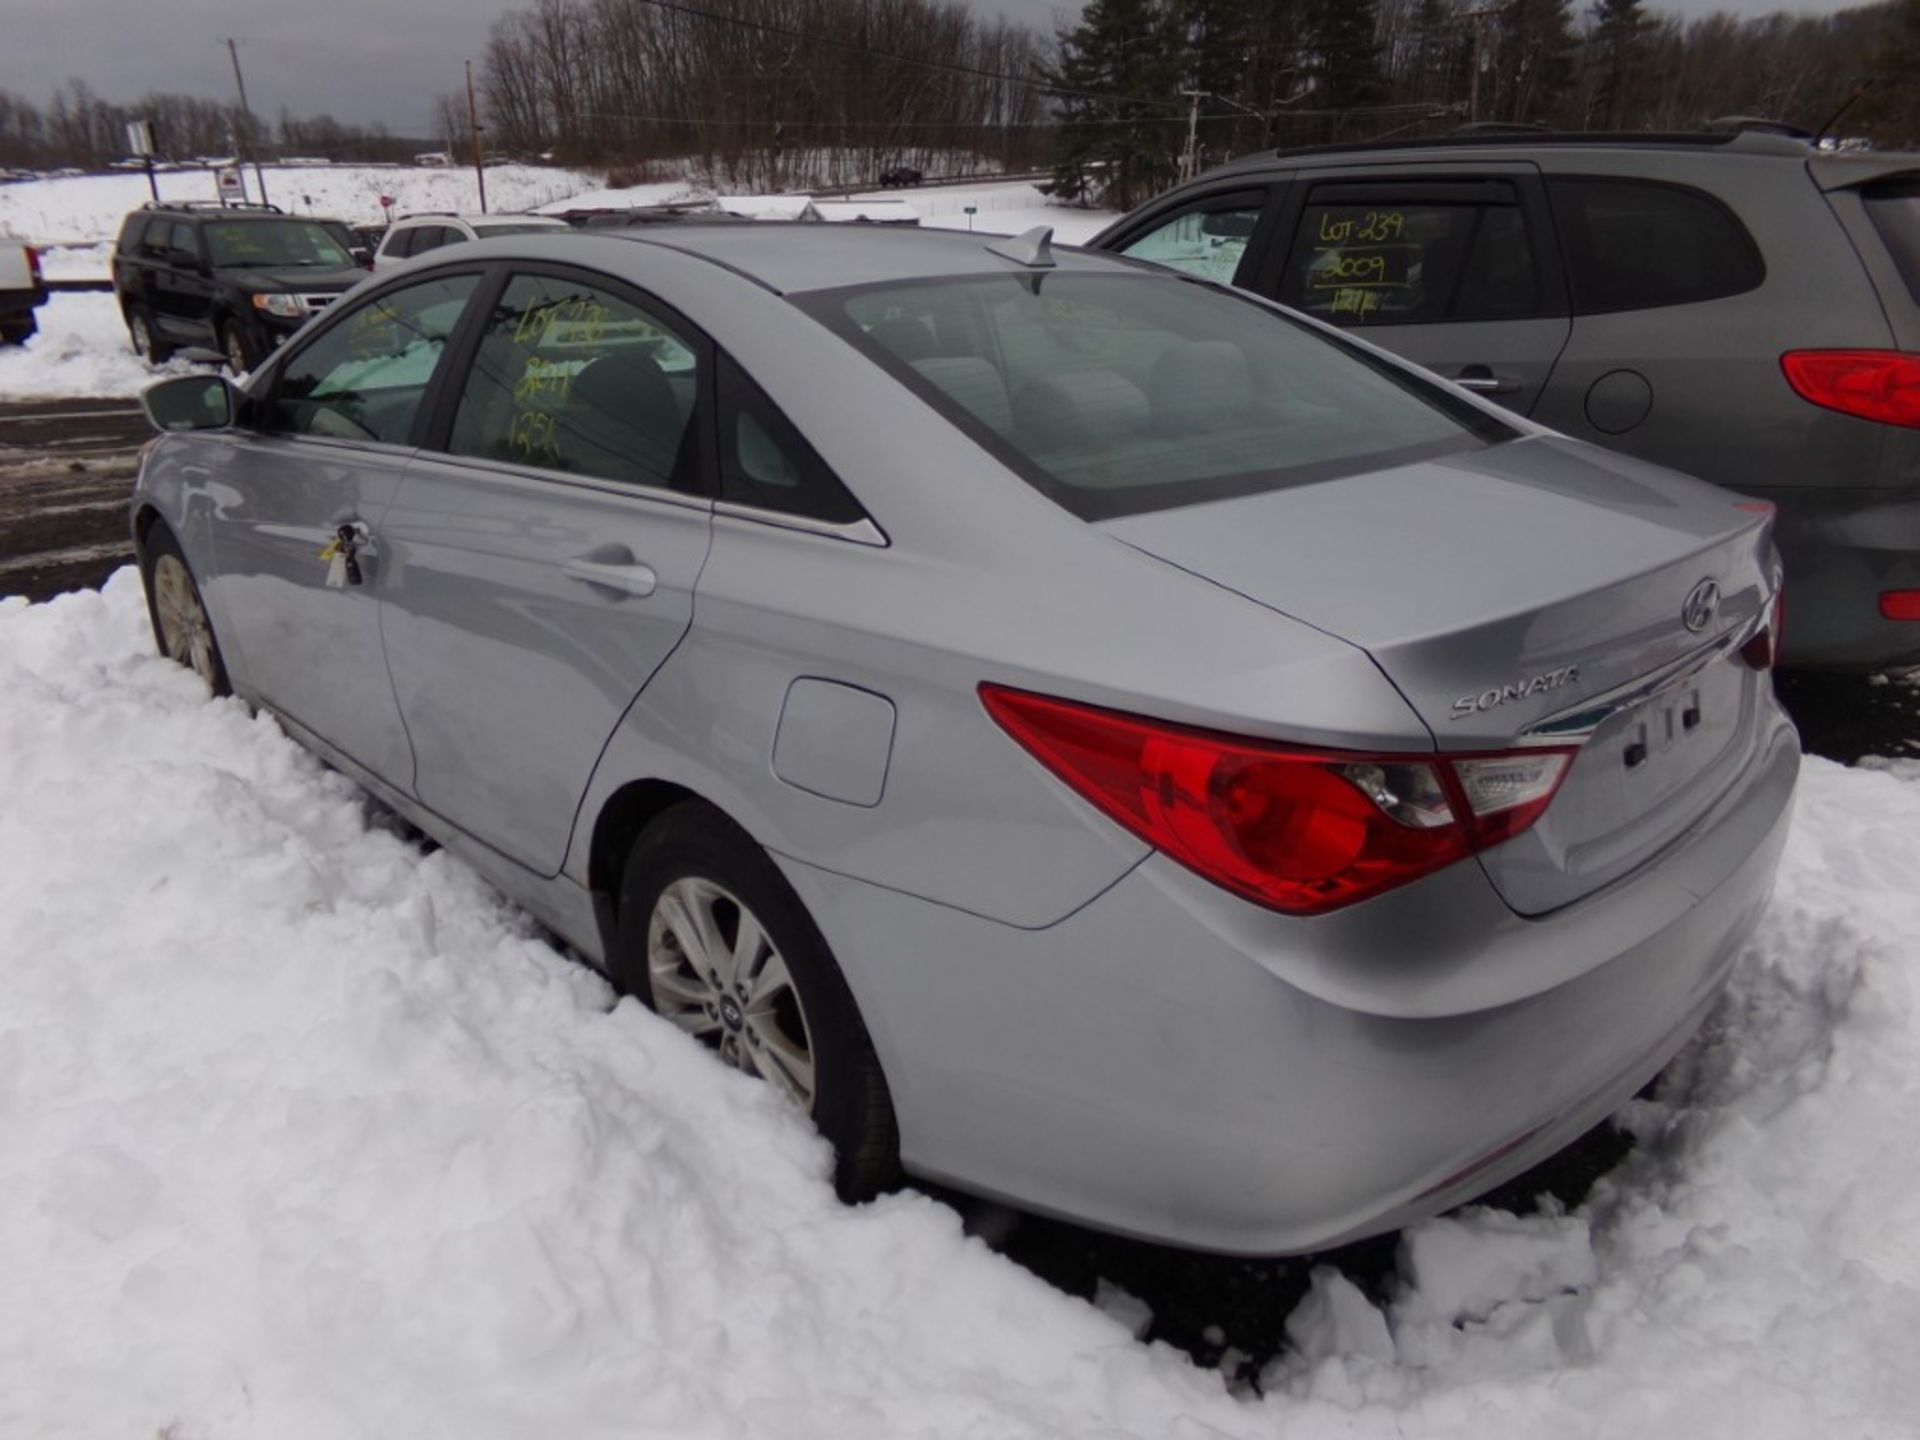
[0, 399, 147, 600]
[1, 392, 1914, 1380]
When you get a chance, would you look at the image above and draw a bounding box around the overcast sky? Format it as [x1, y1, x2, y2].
[4, 0, 1874, 139]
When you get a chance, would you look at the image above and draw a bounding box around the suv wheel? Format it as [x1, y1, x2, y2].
[615, 801, 900, 1201]
[218, 321, 256, 376]
[126, 307, 171, 363]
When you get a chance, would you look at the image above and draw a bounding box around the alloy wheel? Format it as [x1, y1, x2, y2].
[646, 875, 817, 1111]
[224, 329, 248, 374]
[152, 553, 218, 688]
[129, 313, 151, 359]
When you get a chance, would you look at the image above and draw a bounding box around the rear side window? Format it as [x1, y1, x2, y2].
[1547, 177, 1763, 314]
[1864, 180, 1920, 306]
[1276, 184, 1542, 327]
[380, 227, 418, 260]
[716, 354, 865, 524]
[808, 272, 1515, 521]
[447, 271, 700, 489]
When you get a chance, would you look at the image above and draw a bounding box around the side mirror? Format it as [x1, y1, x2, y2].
[141, 374, 238, 433]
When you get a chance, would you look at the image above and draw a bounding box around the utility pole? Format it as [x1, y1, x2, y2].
[1462, 7, 1500, 126]
[467, 60, 489, 215]
[1179, 88, 1206, 185]
[224, 38, 269, 205]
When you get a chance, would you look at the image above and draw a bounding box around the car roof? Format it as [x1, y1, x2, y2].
[1199, 127, 1824, 179]
[594, 221, 1137, 294]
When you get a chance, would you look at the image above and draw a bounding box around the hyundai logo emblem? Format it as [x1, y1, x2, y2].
[1682, 578, 1720, 634]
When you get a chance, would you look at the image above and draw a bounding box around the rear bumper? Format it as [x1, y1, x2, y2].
[779, 702, 1799, 1255]
[1768, 483, 1920, 671]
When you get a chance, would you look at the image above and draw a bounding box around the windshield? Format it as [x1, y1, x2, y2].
[204, 219, 354, 270]
[1865, 180, 1920, 306]
[803, 272, 1515, 520]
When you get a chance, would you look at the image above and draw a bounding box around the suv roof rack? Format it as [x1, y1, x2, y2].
[1230, 127, 1810, 167]
[139, 199, 285, 215]
[395, 210, 460, 220]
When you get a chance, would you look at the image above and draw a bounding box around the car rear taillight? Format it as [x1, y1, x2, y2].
[26, 246, 41, 285]
[1882, 590, 1920, 622]
[1780, 350, 1920, 428]
[1741, 587, 1786, 669]
[979, 685, 1574, 916]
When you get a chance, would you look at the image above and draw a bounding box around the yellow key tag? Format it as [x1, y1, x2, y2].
[318, 538, 340, 562]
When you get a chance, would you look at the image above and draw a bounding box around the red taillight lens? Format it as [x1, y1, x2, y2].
[25, 246, 41, 285]
[980, 685, 1573, 916]
[1882, 590, 1920, 622]
[1781, 350, 1920, 428]
[1741, 587, 1786, 668]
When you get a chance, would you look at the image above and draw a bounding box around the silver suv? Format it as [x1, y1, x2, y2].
[1094, 130, 1920, 671]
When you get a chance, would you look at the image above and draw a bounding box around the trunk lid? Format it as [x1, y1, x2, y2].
[1101, 435, 1778, 915]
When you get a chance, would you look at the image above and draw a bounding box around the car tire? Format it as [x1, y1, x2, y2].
[218, 320, 257, 376]
[140, 523, 231, 697]
[0, 314, 35, 346]
[126, 306, 171, 363]
[614, 800, 900, 1201]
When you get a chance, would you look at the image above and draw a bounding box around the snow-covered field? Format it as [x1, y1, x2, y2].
[1, 573, 1917, 1438]
[0, 165, 596, 245]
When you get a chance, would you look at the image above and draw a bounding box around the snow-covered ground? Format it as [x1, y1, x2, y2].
[847, 177, 1116, 245]
[0, 164, 596, 245]
[0, 290, 201, 400]
[1, 573, 1917, 1439]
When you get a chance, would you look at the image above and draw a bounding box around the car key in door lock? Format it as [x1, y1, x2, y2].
[318, 524, 364, 589]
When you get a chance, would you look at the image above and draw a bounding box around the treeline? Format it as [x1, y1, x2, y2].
[0, 78, 431, 171]
[1055, 0, 1920, 208]
[478, 0, 1050, 189]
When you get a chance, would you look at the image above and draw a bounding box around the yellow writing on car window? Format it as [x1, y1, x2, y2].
[1317, 210, 1407, 243]
[512, 296, 610, 348]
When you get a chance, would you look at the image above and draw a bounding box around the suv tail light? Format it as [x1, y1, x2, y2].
[26, 246, 41, 286]
[980, 685, 1574, 916]
[1882, 591, 1920, 622]
[1780, 350, 1920, 428]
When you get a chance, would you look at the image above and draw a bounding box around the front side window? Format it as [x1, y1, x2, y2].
[809, 272, 1514, 521]
[447, 271, 699, 488]
[167, 222, 199, 263]
[260, 273, 479, 443]
[1277, 187, 1540, 326]
[1546, 177, 1763, 313]
[1117, 194, 1265, 285]
[205, 219, 353, 270]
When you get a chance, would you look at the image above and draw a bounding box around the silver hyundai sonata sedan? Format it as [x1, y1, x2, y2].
[131, 223, 1798, 1254]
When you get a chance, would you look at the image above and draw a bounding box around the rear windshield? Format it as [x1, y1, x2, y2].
[1864, 181, 1920, 306]
[204, 219, 353, 270]
[801, 271, 1514, 520]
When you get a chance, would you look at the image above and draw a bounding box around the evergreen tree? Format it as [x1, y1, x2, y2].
[1310, 0, 1387, 141]
[1494, 0, 1578, 126]
[1045, 0, 1186, 208]
[1859, 0, 1920, 146]
[1590, 0, 1654, 128]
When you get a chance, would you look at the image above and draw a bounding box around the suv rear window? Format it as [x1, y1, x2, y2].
[1547, 177, 1763, 313]
[1864, 180, 1920, 306]
[804, 272, 1515, 521]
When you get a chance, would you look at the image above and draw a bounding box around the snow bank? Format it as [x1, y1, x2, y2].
[0, 291, 198, 400]
[1, 576, 1916, 1439]
[0, 165, 596, 244]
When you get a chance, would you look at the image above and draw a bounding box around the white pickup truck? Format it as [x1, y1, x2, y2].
[0, 240, 47, 344]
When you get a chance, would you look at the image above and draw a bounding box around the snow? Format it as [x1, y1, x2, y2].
[2, 573, 1918, 1438]
[0, 165, 596, 245]
[533, 180, 708, 215]
[0, 290, 200, 399]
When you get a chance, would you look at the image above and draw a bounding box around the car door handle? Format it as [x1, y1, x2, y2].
[1454, 366, 1521, 395]
[561, 556, 658, 598]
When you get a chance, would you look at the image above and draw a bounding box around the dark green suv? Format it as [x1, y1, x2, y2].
[112, 202, 369, 374]
[1095, 130, 1920, 671]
